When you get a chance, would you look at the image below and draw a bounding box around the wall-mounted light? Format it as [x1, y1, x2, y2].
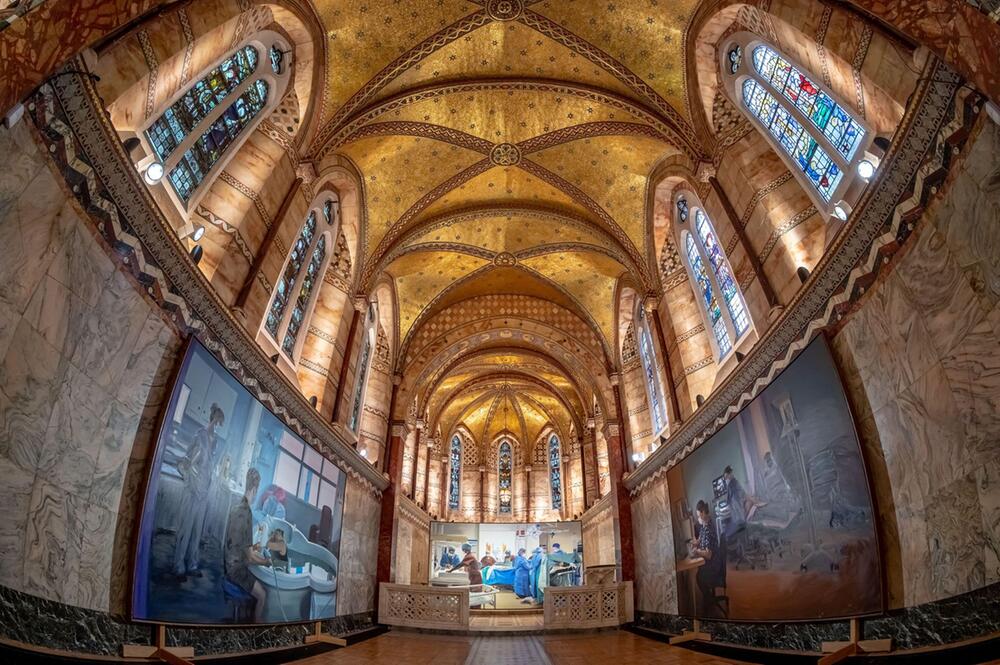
[833, 204, 849, 221]
[857, 159, 876, 180]
[797, 266, 811, 284]
[309, 395, 318, 408]
[191, 224, 206, 242]
[143, 161, 164, 185]
[696, 394, 705, 407]
[189, 244, 203, 265]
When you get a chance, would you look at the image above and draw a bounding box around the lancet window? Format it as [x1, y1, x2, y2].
[727, 38, 872, 216]
[142, 35, 290, 209]
[548, 434, 562, 510]
[498, 440, 512, 514]
[448, 434, 462, 510]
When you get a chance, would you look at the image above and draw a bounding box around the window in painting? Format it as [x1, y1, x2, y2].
[449, 435, 462, 510]
[548, 434, 562, 510]
[498, 440, 512, 514]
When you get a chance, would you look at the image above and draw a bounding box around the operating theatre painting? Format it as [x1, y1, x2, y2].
[132, 339, 347, 624]
[667, 336, 881, 621]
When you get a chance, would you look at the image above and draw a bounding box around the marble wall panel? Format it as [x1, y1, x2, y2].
[631, 475, 678, 615]
[337, 476, 380, 615]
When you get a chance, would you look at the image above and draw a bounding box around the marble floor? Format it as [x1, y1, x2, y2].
[290, 630, 745, 664]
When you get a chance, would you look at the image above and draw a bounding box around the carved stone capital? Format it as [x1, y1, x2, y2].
[353, 296, 369, 313]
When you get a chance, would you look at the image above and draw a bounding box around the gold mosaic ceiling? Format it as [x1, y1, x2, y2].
[311, 0, 704, 425]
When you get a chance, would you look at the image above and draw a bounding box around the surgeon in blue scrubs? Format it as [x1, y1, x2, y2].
[513, 548, 533, 603]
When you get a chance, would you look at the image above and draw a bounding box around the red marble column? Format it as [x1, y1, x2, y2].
[603, 421, 635, 583]
[421, 435, 433, 510]
[410, 421, 423, 500]
[376, 420, 406, 595]
[609, 375, 634, 474]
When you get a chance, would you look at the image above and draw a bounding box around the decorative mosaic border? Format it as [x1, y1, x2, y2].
[626, 57, 977, 494]
[30, 69, 388, 495]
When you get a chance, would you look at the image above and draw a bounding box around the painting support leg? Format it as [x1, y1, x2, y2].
[668, 619, 712, 645]
[122, 624, 194, 663]
[304, 620, 347, 646]
[819, 618, 892, 664]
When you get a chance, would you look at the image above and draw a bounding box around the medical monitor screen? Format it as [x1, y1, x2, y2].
[429, 521, 583, 610]
[132, 339, 347, 624]
[666, 336, 882, 621]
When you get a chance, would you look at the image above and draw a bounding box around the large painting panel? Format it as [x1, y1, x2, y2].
[132, 340, 347, 624]
[668, 336, 881, 621]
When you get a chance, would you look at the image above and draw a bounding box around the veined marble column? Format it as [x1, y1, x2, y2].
[603, 421, 635, 582]
[376, 420, 407, 594]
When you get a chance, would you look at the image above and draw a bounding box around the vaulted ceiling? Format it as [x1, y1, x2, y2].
[307, 0, 703, 442]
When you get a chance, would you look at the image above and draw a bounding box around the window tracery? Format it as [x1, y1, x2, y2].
[726, 37, 872, 215]
[637, 313, 666, 432]
[678, 192, 752, 360]
[141, 34, 290, 210]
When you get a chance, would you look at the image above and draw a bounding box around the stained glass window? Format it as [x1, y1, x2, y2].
[549, 434, 562, 510]
[694, 211, 750, 337]
[639, 322, 666, 432]
[349, 336, 372, 432]
[269, 45, 284, 74]
[146, 45, 259, 162]
[727, 45, 742, 75]
[685, 233, 732, 357]
[266, 212, 317, 337]
[449, 435, 461, 510]
[751, 45, 865, 161]
[281, 234, 326, 355]
[676, 198, 689, 223]
[498, 440, 512, 514]
[168, 79, 269, 201]
[742, 78, 842, 201]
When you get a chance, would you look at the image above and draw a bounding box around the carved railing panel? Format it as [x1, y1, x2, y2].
[378, 583, 470, 629]
[543, 582, 633, 629]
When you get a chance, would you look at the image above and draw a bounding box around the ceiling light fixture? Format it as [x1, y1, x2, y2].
[144, 161, 164, 185]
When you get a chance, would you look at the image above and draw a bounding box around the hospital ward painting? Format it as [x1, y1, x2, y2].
[132, 340, 348, 624]
[666, 336, 882, 621]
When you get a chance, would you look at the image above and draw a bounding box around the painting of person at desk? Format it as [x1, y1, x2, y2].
[132, 341, 348, 625]
[666, 337, 881, 622]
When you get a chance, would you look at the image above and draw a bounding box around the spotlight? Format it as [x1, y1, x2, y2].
[310, 395, 318, 408]
[191, 224, 206, 241]
[189, 244, 203, 265]
[143, 161, 164, 185]
[270, 353, 279, 364]
[857, 159, 876, 179]
[797, 266, 811, 283]
[696, 394, 705, 407]
[360, 449, 368, 458]
[735, 351, 745, 362]
[833, 204, 849, 221]
[122, 137, 141, 155]
[631, 452, 641, 463]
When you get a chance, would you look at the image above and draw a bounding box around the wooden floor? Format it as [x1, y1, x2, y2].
[290, 630, 745, 664]
[469, 610, 544, 630]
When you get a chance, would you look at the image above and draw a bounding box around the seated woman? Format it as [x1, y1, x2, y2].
[691, 500, 726, 617]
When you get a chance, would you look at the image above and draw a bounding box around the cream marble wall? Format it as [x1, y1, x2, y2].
[0, 121, 181, 612]
[337, 476, 380, 614]
[581, 496, 618, 569]
[832, 118, 1000, 608]
[630, 474, 678, 615]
